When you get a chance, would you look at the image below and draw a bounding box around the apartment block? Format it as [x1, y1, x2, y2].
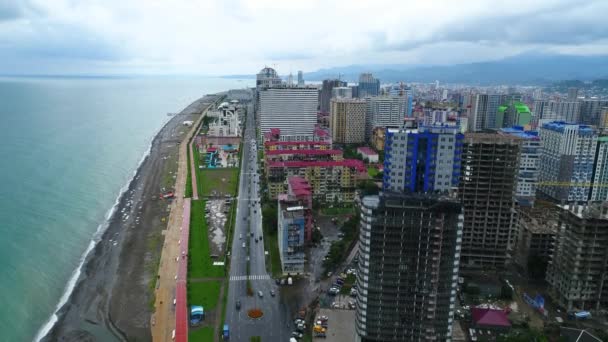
[259, 87, 319, 141]
[459, 133, 520, 269]
[266, 159, 366, 202]
[533, 100, 580, 125]
[538, 122, 598, 203]
[356, 193, 463, 342]
[277, 199, 306, 275]
[330, 98, 367, 144]
[546, 203, 608, 311]
[365, 96, 407, 140]
[499, 127, 541, 206]
[383, 125, 464, 193]
[592, 136, 608, 201]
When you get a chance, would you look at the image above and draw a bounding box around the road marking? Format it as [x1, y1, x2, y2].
[229, 275, 271, 281]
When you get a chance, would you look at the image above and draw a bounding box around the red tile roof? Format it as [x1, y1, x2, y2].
[471, 308, 511, 327]
[264, 141, 331, 146]
[266, 149, 342, 156]
[268, 159, 366, 173]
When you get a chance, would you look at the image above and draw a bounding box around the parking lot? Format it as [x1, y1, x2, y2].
[315, 308, 356, 341]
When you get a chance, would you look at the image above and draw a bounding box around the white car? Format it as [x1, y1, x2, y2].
[242, 242, 246, 248]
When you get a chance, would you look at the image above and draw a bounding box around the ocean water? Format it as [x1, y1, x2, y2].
[0, 76, 253, 341]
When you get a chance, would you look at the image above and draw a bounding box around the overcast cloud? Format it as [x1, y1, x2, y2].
[0, 0, 606, 75]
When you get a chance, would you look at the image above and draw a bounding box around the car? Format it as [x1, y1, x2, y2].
[292, 331, 303, 339]
[239, 234, 242, 239]
[255, 238, 258, 243]
[258, 291, 263, 298]
[242, 242, 246, 248]
[236, 300, 241, 310]
[270, 290, 275, 296]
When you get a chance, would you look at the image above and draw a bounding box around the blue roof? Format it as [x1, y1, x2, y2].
[541, 121, 594, 133]
[500, 126, 539, 140]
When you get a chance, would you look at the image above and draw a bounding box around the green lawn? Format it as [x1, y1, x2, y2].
[200, 168, 239, 196]
[188, 280, 222, 310]
[189, 326, 214, 342]
[189, 200, 224, 278]
[263, 225, 282, 278]
[186, 147, 193, 198]
[250, 337, 261, 342]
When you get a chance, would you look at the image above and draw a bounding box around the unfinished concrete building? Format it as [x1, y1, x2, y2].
[546, 203, 608, 311]
[459, 133, 520, 270]
[515, 206, 559, 275]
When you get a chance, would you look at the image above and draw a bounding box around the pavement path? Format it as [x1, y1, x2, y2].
[151, 99, 214, 342]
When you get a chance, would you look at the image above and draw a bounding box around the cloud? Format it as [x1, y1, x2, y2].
[0, 0, 606, 75]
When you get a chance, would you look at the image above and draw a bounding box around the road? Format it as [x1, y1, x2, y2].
[225, 105, 293, 341]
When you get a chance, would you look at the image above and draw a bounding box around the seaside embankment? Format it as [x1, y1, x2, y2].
[41, 97, 213, 342]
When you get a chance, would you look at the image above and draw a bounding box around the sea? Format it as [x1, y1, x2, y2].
[0, 76, 254, 341]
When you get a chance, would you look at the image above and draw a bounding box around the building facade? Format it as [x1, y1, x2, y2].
[365, 96, 407, 140]
[515, 207, 558, 275]
[497, 101, 532, 128]
[330, 98, 367, 144]
[355, 193, 463, 342]
[546, 203, 608, 311]
[358, 73, 380, 98]
[499, 127, 541, 206]
[259, 87, 319, 141]
[266, 159, 366, 202]
[383, 125, 464, 193]
[533, 100, 580, 125]
[459, 133, 520, 269]
[538, 122, 598, 203]
[469, 94, 503, 131]
[579, 99, 608, 126]
[591, 136, 608, 201]
[332, 86, 353, 99]
[277, 199, 306, 274]
[320, 79, 347, 113]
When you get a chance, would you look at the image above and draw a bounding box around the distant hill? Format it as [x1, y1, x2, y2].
[224, 54, 608, 85]
[305, 54, 608, 85]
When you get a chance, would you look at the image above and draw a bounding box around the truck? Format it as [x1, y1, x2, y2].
[222, 324, 229, 340]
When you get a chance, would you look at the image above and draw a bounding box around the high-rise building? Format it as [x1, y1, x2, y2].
[255, 66, 283, 111]
[383, 125, 463, 193]
[277, 198, 306, 274]
[320, 79, 347, 113]
[297, 70, 304, 86]
[330, 98, 367, 144]
[546, 203, 608, 311]
[567, 87, 579, 101]
[358, 73, 380, 98]
[459, 133, 520, 269]
[533, 100, 580, 125]
[364, 96, 407, 140]
[499, 127, 541, 206]
[355, 193, 463, 342]
[469, 94, 504, 131]
[497, 101, 532, 128]
[538, 122, 597, 203]
[331, 86, 353, 99]
[259, 87, 319, 141]
[514, 206, 558, 276]
[579, 99, 608, 126]
[591, 136, 608, 202]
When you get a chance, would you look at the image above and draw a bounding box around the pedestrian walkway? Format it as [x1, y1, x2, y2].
[229, 274, 271, 281]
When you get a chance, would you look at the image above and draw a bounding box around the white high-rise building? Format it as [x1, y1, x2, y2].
[538, 122, 598, 202]
[365, 96, 406, 140]
[259, 87, 319, 141]
[331, 86, 352, 99]
[533, 100, 580, 125]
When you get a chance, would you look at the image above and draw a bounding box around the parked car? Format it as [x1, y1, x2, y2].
[270, 290, 276, 296]
[236, 300, 241, 310]
[258, 291, 263, 298]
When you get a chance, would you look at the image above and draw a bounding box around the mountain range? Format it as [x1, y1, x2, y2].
[225, 54, 608, 85]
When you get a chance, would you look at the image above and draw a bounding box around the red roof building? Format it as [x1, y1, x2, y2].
[471, 307, 511, 329]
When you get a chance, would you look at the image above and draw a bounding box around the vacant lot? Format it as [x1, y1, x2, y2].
[199, 168, 239, 197]
[189, 200, 225, 278]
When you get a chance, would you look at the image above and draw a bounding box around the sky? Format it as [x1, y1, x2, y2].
[1, 0, 607, 76]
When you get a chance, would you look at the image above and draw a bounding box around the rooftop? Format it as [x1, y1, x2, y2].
[268, 159, 366, 173]
[542, 121, 595, 133]
[499, 126, 540, 140]
[266, 149, 342, 156]
[357, 147, 378, 156]
[519, 206, 559, 234]
[471, 307, 511, 328]
[264, 141, 331, 147]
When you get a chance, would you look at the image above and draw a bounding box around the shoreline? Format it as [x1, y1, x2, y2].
[34, 112, 172, 342]
[38, 97, 213, 341]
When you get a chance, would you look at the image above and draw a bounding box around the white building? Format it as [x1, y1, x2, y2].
[533, 100, 580, 125]
[365, 96, 406, 140]
[331, 86, 352, 99]
[591, 136, 608, 201]
[538, 122, 598, 202]
[207, 102, 241, 136]
[259, 87, 318, 141]
[499, 127, 541, 206]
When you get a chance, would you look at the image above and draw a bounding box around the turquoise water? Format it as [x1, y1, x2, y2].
[0, 76, 253, 341]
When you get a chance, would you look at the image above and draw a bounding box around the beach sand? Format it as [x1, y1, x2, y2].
[42, 96, 214, 342]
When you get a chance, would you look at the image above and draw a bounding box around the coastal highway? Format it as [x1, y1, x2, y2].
[225, 105, 292, 340]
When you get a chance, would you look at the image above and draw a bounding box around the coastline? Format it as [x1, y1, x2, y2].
[38, 97, 212, 341]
